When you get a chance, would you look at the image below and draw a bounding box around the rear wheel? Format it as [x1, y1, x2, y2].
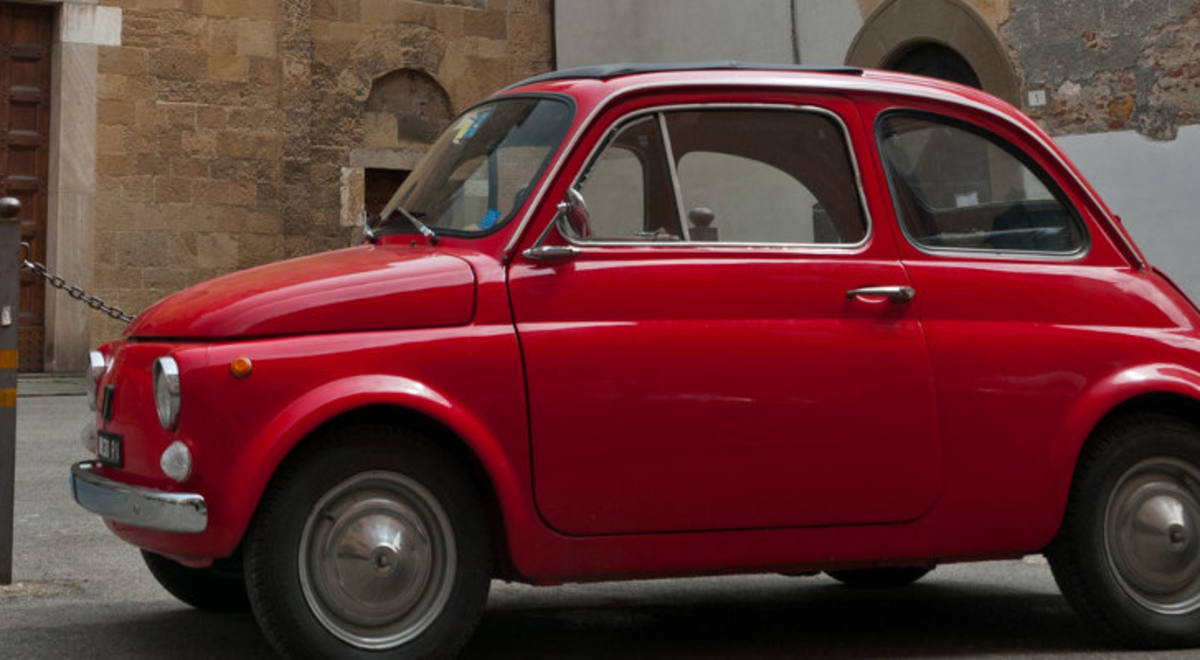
[245, 426, 492, 659]
[826, 566, 931, 589]
[141, 550, 249, 612]
[1048, 413, 1200, 648]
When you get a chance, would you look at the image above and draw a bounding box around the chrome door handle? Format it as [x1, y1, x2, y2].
[522, 245, 581, 261]
[846, 285, 915, 303]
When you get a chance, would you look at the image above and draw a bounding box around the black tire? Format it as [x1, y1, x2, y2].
[826, 566, 932, 589]
[141, 550, 250, 612]
[244, 425, 492, 660]
[1047, 413, 1200, 648]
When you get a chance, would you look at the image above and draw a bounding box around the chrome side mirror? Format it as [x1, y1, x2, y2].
[523, 187, 589, 261]
[556, 187, 590, 240]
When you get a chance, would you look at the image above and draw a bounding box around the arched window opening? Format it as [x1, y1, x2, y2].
[364, 69, 453, 145]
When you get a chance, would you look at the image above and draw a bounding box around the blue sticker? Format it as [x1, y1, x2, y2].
[479, 209, 501, 229]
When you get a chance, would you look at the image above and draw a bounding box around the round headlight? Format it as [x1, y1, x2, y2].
[153, 357, 181, 430]
[86, 351, 107, 411]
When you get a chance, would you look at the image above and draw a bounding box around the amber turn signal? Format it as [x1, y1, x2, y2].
[230, 357, 253, 379]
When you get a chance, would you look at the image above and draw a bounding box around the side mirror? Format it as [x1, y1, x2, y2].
[523, 187, 590, 261]
[556, 187, 590, 240]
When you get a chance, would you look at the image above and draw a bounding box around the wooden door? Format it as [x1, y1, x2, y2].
[0, 3, 53, 372]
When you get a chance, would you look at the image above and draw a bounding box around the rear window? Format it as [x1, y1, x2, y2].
[878, 113, 1086, 255]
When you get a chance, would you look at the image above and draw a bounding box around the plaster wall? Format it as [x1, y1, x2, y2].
[554, 0, 796, 69]
[1057, 127, 1200, 300]
[794, 1, 864, 66]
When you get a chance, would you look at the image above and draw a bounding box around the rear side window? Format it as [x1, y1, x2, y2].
[878, 114, 1086, 254]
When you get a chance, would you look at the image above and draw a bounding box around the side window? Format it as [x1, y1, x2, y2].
[577, 116, 681, 241]
[573, 107, 867, 245]
[878, 114, 1086, 253]
[666, 110, 866, 245]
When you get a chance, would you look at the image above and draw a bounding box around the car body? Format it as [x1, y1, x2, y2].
[73, 63, 1200, 658]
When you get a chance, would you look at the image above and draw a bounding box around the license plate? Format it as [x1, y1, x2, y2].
[98, 431, 123, 468]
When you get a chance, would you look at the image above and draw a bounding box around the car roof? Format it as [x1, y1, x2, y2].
[500, 61, 1017, 116]
[505, 61, 863, 91]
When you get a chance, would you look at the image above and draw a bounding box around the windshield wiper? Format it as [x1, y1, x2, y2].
[363, 207, 440, 246]
[395, 206, 439, 246]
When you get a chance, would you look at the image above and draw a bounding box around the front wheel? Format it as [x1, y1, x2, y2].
[142, 550, 249, 612]
[244, 426, 492, 659]
[1048, 413, 1200, 648]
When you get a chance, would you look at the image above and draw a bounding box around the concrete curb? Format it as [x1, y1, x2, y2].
[16, 375, 86, 397]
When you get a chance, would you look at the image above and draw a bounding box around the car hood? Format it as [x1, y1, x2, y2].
[127, 245, 476, 339]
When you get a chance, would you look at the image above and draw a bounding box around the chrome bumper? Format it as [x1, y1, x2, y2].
[70, 461, 207, 533]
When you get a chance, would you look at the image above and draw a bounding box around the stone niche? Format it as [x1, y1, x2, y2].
[364, 69, 454, 147]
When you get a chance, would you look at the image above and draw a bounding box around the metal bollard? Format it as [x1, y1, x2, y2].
[0, 195, 21, 585]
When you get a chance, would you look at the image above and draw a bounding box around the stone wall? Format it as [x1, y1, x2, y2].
[999, 0, 1200, 141]
[848, 0, 1200, 141]
[91, 0, 552, 344]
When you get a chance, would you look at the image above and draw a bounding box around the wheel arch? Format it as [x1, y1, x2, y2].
[220, 375, 524, 577]
[1048, 365, 1200, 544]
[292, 403, 517, 580]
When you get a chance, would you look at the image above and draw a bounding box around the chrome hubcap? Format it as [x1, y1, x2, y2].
[1106, 458, 1200, 614]
[300, 471, 456, 649]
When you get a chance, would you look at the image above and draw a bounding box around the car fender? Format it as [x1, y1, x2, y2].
[1048, 363, 1200, 527]
[215, 374, 524, 556]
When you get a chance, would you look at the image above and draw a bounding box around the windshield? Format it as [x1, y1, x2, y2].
[377, 96, 573, 238]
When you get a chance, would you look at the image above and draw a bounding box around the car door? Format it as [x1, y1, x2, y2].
[873, 108, 1155, 524]
[508, 98, 943, 536]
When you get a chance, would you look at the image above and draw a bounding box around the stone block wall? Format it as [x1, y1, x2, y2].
[92, 0, 552, 344]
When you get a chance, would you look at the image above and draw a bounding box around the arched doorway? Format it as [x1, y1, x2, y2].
[886, 42, 982, 89]
[845, 0, 1019, 105]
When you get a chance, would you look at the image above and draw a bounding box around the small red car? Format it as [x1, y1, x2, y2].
[74, 63, 1200, 658]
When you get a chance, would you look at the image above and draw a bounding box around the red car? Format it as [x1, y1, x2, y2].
[73, 63, 1200, 658]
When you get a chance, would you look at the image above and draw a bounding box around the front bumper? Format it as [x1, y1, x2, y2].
[70, 461, 207, 533]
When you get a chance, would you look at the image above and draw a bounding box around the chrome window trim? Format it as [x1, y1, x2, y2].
[558, 102, 873, 252]
[502, 76, 1141, 267]
[655, 112, 691, 241]
[876, 109, 1091, 263]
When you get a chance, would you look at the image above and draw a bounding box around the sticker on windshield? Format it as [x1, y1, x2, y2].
[453, 107, 493, 144]
[479, 209, 501, 229]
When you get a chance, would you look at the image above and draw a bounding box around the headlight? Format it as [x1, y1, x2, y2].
[153, 357, 181, 430]
[86, 351, 107, 411]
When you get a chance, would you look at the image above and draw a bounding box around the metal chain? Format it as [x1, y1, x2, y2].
[18, 242, 134, 323]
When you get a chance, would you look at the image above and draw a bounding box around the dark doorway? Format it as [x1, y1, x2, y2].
[887, 42, 982, 89]
[364, 169, 411, 216]
[1, 3, 54, 372]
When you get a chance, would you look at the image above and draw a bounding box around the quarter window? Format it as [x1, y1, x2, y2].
[878, 114, 1086, 253]
[575, 108, 867, 245]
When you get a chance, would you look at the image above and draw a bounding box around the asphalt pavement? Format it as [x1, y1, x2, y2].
[2, 379, 1197, 659]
